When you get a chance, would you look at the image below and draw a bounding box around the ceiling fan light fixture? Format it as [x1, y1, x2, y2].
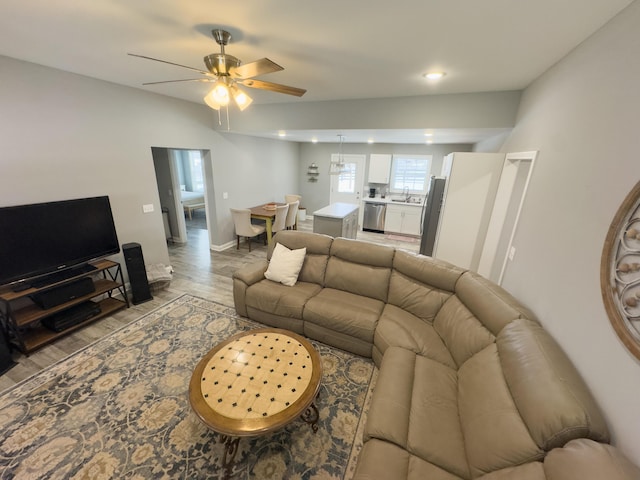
[203, 91, 222, 110]
[211, 80, 230, 106]
[230, 85, 253, 111]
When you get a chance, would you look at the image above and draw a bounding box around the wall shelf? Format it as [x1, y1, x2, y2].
[307, 163, 319, 182]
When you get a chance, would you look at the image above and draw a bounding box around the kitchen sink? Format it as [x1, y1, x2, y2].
[391, 198, 422, 204]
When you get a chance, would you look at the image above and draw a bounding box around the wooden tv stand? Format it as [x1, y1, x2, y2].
[0, 259, 129, 354]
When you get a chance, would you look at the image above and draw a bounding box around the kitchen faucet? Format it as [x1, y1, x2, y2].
[403, 186, 410, 202]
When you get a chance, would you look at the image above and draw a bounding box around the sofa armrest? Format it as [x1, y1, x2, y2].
[544, 439, 640, 480]
[233, 260, 268, 317]
[234, 260, 269, 286]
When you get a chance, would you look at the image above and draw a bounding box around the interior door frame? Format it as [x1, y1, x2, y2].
[169, 148, 210, 243]
[478, 150, 537, 284]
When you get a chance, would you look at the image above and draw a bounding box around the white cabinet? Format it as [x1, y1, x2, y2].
[368, 154, 391, 184]
[313, 203, 359, 239]
[384, 205, 403, 233]
[385, 204, 421, 236]
[402, 207, 421, 236]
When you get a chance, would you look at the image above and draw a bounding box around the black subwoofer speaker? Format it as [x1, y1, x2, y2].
[122, 242, 153, 305]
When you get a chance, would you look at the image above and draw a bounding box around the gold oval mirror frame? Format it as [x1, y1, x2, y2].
[601, 180, 640, 360]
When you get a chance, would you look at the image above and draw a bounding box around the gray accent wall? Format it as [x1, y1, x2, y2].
[492, 1, 640, 461]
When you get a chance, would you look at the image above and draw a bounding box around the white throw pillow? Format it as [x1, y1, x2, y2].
[264, 242, 306, 286]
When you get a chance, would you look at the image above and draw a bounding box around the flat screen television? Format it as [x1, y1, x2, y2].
[0, 196, 120, 288]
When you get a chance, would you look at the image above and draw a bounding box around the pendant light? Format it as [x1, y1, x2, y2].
[329, 135, 348, 175]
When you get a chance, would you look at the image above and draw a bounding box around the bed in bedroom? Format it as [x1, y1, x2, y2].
[181, 190, 205, 220]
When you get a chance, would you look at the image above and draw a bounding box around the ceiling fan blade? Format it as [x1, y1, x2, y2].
[240, 78, 306, 97]
[231, 58, 283, 79]
[142, 78, 214, 85]
[128, 53, 212, 76]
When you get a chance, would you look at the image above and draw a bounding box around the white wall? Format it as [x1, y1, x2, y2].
[498, 2, 640, 461]
[0, 56, 299, 272]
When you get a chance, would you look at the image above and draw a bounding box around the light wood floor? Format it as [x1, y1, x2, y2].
[0, 218, 418, 392]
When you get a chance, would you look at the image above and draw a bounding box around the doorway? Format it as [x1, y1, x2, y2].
[477, 151, 537, 284]
[329, 154, 366, 227]
[152, 147, 212, 245]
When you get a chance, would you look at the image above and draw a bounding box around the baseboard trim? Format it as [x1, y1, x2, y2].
[210, 240, 236, 252]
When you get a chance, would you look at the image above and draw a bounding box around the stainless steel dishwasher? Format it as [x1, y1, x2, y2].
[363, 202, 386, 233]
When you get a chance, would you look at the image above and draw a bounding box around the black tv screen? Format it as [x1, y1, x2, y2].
[0, 196, 120, 287]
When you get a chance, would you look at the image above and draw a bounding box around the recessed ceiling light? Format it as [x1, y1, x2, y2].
[423, 72, 446, 80]
[424, 132, 433, 137]
[311, 137, 318, 143]
[426, 139, 433, 144]
[278, 131, 286, 137]
[367, 139, 374, 144]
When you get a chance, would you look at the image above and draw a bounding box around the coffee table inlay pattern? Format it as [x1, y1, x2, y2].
[201, 332, 314, 420]
[190, 328, 323, 476]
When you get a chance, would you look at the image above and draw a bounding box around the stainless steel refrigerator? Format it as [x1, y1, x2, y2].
[419, 176, 446, 256]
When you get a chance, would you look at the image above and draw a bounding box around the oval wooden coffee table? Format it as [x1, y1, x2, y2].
[189, 327, 323, 477]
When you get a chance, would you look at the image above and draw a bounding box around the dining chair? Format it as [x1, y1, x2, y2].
[230, 208, 266, 252]
[285, 200, 299, 230]
[284, 194, 302, 204]
[271, 204, 289, 234]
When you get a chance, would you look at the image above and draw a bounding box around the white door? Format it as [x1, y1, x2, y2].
[330, 154, 365, 229]
[329, 153, 366, 205]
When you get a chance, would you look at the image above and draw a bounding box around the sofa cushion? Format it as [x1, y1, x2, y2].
[245, 280, 322, 319]
[475, 463, 545, 480]
[434, 295, 496, 368]
[270, 230, 332, 285]
[303, 288, 383, 344]
[365, 347, 470, 479]
[324, 238, 394, 302]
[497, 319, 610, 450]
[375, 304, 456, 369]
[393, 249, 465, 292]
[387, 269, 453, 323]
[543, 439, 640, 480]
[264, 242, 306, 286]
[454, 272, 537, 336]
[458, 343, 543, 477]
[354, 439, 464, 480]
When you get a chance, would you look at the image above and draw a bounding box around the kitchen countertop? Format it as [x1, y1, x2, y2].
[313, 202, 359, 218]
[362, 197, 423, 207]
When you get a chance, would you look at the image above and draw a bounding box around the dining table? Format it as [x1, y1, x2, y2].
[249, 202, 287, 244]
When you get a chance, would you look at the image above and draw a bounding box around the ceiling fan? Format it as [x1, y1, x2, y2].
[129, 29, 306, 111]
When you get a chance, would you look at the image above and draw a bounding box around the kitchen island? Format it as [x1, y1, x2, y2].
[312, 203, 359, 239]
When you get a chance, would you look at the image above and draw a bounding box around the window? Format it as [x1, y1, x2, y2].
[337, 162, 356, 193]
[176, 150, 204, 192]
[390, 154, 432, 194]
[187, 151, 204, 192]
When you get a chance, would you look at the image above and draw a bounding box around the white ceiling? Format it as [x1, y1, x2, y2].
[0, 0, 632, 144]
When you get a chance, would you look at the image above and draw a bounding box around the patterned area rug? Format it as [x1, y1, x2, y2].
[0, 295, 376, 479]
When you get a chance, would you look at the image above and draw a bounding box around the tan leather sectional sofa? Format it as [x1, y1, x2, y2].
[232, 230, 639, 479]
